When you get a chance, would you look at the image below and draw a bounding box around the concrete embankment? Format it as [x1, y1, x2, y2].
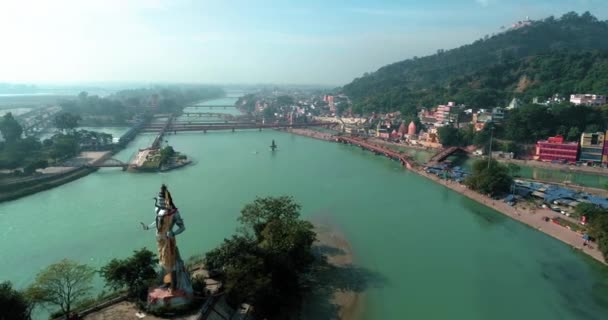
[0, 167, 97, 203]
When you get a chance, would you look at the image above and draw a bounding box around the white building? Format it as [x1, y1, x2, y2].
[570, 94, 606, 107]
[507, 98, 522, 110]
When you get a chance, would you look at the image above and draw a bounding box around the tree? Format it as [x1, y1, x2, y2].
[276, 95, 294, 107]
[464, 159, 513, 196]
[0, 113, 23, 143]
[567, 127, 581, 141]
[587, 211, 608, 260]
[205, 196, 316, 318]
[585, 124, 600, 133]
[437, 126, 463, 147]
[54, 112, 81, 133]
[23, 160, 48, 176]
[0, 281, 31, 320]
[262, 106, 278, 120]
[100, 248, 158, 299]
[159, 146, 175, 165]
[574, 203, 605, 221]
[48, 134, 79, 160]
[28, 259, 95, 317]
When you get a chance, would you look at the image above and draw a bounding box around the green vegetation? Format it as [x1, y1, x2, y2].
[464, 159, 513, 197]
[0, 281, 32, 320]
[27, 259, 95, 317]
[0, 112, 115, 171]
[575, 203, 608, 260]
[159, 146, 175, 165]
[437, 101, 608, 149]
[343, 12, 608, 115]
[0, 112, 23, 143]
[502, 103, 608, 143]
[53, 112, 81, 133]
[100, 248, 158, 300]
[60, 86, 224, 125]
[205, 196, 316, 319]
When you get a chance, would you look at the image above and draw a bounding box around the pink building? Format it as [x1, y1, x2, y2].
[327, 96, 335, 113]
[435, 102, 455, 123]
[535, 135, 579, 163]
[398, 122, 407, 137]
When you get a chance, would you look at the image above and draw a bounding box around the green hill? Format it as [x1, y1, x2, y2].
[342, 12, 608, 115]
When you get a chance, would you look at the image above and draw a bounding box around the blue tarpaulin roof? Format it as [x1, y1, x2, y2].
[514, 180, 608, 209]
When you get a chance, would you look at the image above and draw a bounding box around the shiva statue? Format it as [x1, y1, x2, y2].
[141, 184, 193, 310]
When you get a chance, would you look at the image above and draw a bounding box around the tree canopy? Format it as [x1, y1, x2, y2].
[0, 113, 23, 143]
[27, 259, 95, 317]
[99, 248, 158, 300]
[205, 196, 316, 318]
[464, 159, 513, 197]
[0, 281, 31, 320]
[54, 112, 81, 133]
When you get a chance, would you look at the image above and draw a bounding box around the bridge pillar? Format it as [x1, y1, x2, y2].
[259, 127, 262, 132]
[204, 129, 207, 134]
[232, 128, 235, 132]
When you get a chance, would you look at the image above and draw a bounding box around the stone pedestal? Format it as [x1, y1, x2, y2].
[147, 287, 193, 312]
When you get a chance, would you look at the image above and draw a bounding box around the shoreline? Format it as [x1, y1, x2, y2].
[286, 128, 606, 265]
[416, 170, 606, 264]
[302, 224, 363, 320]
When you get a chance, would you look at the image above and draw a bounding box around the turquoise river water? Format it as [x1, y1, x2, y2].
[1, 99, 608, 319]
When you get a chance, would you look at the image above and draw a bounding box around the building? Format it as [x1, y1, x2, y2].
[376, 121, 390, 139]
[407, 121, 416, 136]
[472, 112, 493, 131]
[435, 102, 456, 123]
[580, 132, 605, 163]
[491, 107, 505, 123]
[506, 98, 522, 110]
[535, 135, 579, 163]
[570, 94, 606, 107]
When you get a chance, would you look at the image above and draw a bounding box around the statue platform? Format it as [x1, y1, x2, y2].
[147, 287, 193, 312]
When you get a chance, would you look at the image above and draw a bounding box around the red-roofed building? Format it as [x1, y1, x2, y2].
[535, 135, 579, 163]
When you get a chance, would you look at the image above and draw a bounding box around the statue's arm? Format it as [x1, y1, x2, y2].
[141, 220, 156, 230]
[171, 213, 186, 236]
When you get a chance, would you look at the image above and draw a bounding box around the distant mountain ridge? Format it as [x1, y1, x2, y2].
[342, 12, 608, 115]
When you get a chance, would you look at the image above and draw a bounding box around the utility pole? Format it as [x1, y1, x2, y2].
[487, 125, 494, 169]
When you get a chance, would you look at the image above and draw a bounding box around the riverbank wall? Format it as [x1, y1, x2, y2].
[0, 167, 97, 203]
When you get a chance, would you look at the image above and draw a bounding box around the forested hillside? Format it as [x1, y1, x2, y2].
[343, 12, 608, 115]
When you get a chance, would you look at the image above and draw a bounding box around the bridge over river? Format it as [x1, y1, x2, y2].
[141, 121, 330, 133]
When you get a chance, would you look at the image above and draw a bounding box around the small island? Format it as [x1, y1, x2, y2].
[135, 146, 192, 172]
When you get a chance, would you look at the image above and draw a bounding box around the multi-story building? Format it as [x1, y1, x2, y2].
[580, 132, 605, 163]
[435, 102, 456, 123]
[570, 94, 607, 107]
[491, 107, 505, 123]
[535, 135, 579, 163]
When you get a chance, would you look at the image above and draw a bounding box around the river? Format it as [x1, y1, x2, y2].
[1, 98, 608, 320]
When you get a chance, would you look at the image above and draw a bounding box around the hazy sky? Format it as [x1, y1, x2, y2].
[0, 0, 606, 86]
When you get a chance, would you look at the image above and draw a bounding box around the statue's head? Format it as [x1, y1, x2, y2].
[157, 184, 177, 213]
